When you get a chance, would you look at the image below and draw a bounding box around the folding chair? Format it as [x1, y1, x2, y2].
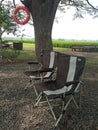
[24, 50, 58, 96]
[34, 52, 86, 129]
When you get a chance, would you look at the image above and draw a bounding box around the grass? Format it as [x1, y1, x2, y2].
[2, 42, 36, 62]
[15, 50, 36, 61]
[2, 49, 36, 62]
[2, 40, 98, 62]
[3, 39, 98, 48]
[23, 43, 35, 50]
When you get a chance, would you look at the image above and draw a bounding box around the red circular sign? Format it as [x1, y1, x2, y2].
[13, 6, 30, 25]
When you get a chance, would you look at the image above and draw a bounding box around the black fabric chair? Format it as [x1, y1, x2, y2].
[24, 50, 58, 96]
[34, 52, 86, 128]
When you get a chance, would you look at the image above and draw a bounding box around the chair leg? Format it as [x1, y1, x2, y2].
[24, 81, 33, 90]
[34, 92, 43, 106]
[71, 95, 79, 109]
[33, 85, 38, 96]
[35, 93, 57, 120]
[45, 95, 57, 120]
[25, 79, 38, 96]
[50, 127, 60, 130]
[54, 96, 72, 128]
[35, 93, 79, 128]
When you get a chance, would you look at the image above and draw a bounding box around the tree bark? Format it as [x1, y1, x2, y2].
[0, 38, 2, 62]
[21, 0, 60, 60]
[0, 27, 2, 61]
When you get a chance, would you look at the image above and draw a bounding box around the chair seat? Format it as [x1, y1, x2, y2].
[43, 86, 68, 96]
[36, 80, 78, 96]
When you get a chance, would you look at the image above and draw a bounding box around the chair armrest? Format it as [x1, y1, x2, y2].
[29, 68, 53, 73]
[27, 61, 39, 65]
[24, 68, 54, 76]
[24, 70, 40, 76]
[39, 68, 54, 72]
[65, 80, 79, 86]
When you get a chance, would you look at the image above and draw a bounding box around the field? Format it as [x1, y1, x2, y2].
[1, 39, 98, 62]
[3, 38, 98, 48]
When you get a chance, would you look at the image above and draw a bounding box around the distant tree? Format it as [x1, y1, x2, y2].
[0, 0, 18, 59]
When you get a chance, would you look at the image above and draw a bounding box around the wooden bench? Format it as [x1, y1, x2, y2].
[72, 45, 98, 52]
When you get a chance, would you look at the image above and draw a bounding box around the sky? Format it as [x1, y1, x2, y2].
[4, 0, 98, 40]
[52, 8, 98, 40]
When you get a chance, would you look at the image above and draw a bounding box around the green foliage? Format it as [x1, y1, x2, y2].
[15, 50, 36, 61]
[53, 40, 98, 48]
[4, 39, 35, 44]
[0, 1, 18, 40]
[2, 49, 18, 60]
[2, 49, 36, 62]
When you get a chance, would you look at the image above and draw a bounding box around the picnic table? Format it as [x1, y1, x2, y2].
[1, 42, 13, 49]
[72, 45, 98, 52]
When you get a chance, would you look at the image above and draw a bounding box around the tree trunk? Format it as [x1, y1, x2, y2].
[0, 38, 2, 62]
[34, 21, 53, 60]
[21, 0, 60, 60]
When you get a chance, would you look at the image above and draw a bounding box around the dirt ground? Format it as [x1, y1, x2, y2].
[0, 51, 98, 130]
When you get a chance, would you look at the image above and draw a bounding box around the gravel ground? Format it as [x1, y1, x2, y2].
[0, 52, 98, 130]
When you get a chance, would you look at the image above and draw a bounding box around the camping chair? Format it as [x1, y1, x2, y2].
[34, 52, 86, 129]
[24, 50, 58, 96]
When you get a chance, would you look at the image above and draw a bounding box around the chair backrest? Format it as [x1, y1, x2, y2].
[56, 53, 86, 90]
[40, 50, 55, 69]
[40, 50, 58, 78]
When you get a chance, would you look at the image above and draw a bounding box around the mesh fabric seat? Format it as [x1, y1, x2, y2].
[24, 50, 58, 96]
[34, 52, 86, 129]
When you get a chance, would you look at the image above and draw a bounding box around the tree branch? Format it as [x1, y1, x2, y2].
[86, 0, 98, 10]
[0, 0, 4, 5]
[13, 0, 16, 7]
